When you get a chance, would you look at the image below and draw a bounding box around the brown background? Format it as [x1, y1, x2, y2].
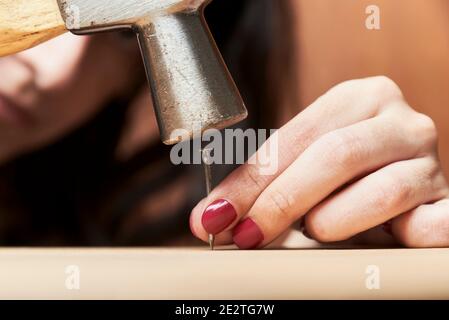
[289, 0, 449, 175]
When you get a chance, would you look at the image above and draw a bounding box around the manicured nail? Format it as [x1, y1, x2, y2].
[233, 218, 264, 249]
[201, 199, 237, 235]
[382, 220, 393, 235]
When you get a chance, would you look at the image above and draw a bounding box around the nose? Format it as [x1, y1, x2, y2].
[0, 56, 36, 101]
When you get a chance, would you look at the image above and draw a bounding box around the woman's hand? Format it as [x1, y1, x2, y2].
[189, 76, 449, 249]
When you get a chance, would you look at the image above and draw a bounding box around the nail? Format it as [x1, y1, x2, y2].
[382, 220, 393, 235]
[233, 218, 264, 249]
[201, 199, 237, 235]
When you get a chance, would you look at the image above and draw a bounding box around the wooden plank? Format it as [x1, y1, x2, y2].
[0, 248, 448, 299]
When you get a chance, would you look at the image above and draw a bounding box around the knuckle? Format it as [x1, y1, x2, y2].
[390, 179, 412, 207]
[421, 158, 447, 197]
[319, 131, 364, 170]
[328, 78, 358, 94]
[326, 79, 366, 104]
[321, 76, 402, 116]
[422, 156, 440, 179]
[368, 76, 403, 102]
[266, 187, 295, 220]
[374, 171, 412, 213]
[412, 113, 438, 147]
[243, 163, 267, 190]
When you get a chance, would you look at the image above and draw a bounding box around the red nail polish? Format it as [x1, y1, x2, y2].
[382, 220, 393, 235]
[202, 199, 237, 235]
[233, 218, 264, 249]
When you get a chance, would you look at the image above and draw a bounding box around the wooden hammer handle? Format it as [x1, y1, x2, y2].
[0, 0, 67, 57]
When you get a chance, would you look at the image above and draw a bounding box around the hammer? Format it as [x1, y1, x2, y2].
[0, 0, 247, 145]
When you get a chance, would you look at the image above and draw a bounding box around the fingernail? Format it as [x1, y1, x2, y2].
[382, 220, 393, 235]
[201, 199, 237, 235]
[233, 218, 264, 249]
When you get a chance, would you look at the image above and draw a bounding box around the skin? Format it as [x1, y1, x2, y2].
[190, 76, 449, 248]
[1, 3, 449, 248]
[0, 32, 143, 164]
[190, 0, 449, 249]
[0, 32, 178, 244]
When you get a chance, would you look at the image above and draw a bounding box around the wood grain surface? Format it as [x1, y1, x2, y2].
[0, 0, 66, 57]
[0, 248, 448, 299]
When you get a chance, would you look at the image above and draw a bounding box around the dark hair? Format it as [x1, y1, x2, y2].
[207, 0, 296, 128]
[0, 0, 295, 246]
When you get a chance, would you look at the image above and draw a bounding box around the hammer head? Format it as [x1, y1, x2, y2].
[57, 0, 247, 145]
[57, 0, 208, 29]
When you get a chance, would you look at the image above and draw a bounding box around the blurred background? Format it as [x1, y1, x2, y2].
[0, 0, 448, 246]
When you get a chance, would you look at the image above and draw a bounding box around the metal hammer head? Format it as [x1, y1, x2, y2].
[57, 0, 247, 145]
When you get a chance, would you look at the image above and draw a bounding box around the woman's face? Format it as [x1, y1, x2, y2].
[0, 32, 142, 163]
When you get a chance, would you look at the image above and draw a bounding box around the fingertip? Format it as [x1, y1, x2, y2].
[190, 198, 208, 241]
[232, 218, 264, 249]
[190, 197, 237, 246]
[189, 210, 200, 239]
[201, 199, 238, 235]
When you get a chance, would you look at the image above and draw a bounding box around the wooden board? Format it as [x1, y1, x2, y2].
[0, 248, 448, 299]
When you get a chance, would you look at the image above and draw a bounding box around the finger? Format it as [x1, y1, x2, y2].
[189, 198, 234, 245]
[190, 76, 404, 242]
[304, 157, 448, 243]
[391, 199, 449, 247]
[231, 112, 437, 249]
